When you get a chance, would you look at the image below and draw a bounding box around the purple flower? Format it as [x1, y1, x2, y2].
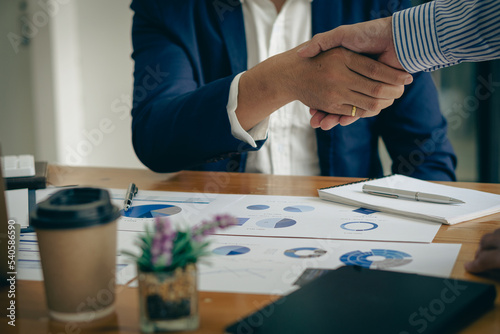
[191, 214, 237, 241]
[215, 214, 238, 228]
[145, 214, 237, 270]
[151, 217, 177, 266]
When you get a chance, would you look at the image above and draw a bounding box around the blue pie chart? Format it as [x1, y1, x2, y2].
[283, 205, 315, 213]
[256, 218, 297, 228]
[121, 204, 182, 218]
[212, 245, 251, 256]
[247, 205, 270, 210]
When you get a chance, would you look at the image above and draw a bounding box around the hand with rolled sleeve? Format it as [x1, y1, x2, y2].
[236, 44, 411, 131]
[296, 17, 402, 129]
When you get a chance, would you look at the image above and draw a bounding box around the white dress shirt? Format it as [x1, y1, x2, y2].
[226, 0, 320, 176]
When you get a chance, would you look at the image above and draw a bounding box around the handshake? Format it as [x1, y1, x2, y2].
[287, 16, 411, 130]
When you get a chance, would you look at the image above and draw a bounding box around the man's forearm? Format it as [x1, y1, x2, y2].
[236, 55, 293, 131]
[393, 0, 500, 73]
[235, 45, 410, 131]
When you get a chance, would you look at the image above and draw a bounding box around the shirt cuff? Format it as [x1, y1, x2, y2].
[392, 1, 458, 73]
[227, 72, 269, 148]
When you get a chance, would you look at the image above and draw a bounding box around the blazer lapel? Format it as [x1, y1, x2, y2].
[311, 0, 341, 35]
[311, 0, 342, 176]
[214, 0, 248, 73]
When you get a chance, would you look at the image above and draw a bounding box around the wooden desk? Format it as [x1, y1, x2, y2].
[8, 166, 500, 333]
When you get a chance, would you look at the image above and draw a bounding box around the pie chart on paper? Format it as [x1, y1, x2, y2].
[212, 245, 251, 256]
[283, 205, 315, 213]
[121, 204, 182, 218]
[247, 205, 270, 210]
[256, 218, 297, 228]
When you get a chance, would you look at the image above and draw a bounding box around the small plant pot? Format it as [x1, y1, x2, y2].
[138, 263, 199, 332]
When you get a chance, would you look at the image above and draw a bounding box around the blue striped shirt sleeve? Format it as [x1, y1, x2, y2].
[392, 0, 500, 73]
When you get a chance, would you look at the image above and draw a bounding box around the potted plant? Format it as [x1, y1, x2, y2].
[126, 214, 237, 333]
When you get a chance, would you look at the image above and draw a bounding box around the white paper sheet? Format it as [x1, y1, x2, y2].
[5, 188, 29, 228]
[205, 194, 441, 243]
[36, 189, 441, 243]
[29, 188, 460, 295]
[196, 235, 462, 295]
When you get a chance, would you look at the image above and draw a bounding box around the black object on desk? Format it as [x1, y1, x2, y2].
[226, 266, 496, 334]
[5, 161, 47, 190]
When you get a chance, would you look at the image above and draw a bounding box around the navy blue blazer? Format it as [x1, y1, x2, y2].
[130, 0, 457, 181]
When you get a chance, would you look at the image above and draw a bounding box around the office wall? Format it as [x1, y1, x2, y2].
[0, 1, 36, 156]
[72, 0, 142, 168]
[53, 0, 142, 168]
[1, 0, 143, 169]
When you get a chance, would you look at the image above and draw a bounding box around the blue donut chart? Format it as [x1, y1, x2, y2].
[341, 222, 379, 231]
[284, 247, 327, 258]
[340, 249, 412, 269]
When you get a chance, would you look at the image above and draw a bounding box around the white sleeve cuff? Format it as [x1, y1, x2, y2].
[227, 72, 269, 148]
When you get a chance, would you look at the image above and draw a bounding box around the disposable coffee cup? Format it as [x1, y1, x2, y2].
[30, 187, 120, 322]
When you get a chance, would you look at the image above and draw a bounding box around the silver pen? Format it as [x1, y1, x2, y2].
[123, 183, 138, 211]
[362, 184, 465, 204]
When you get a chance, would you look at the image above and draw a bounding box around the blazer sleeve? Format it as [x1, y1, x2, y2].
[130, 0, 262, 173]
[377, 72, 457, 181]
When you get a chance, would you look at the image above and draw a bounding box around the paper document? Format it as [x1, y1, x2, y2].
[27, 187, 463, 296]
[205, 194, 441, 243]
[5, 188, 29, 228]
[36, 187, 443, 243]
[196, 235, 461, 295]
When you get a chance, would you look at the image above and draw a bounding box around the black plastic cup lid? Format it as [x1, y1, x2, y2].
[30, 187, 120, 230]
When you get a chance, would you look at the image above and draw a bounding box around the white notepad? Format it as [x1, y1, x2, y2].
[318, 174, 500, 225]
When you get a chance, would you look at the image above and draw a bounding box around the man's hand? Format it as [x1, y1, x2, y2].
[296, 17, 411, 130]
[284, 46, 408, 114]
[465, 229, 500, 276]
[298, 16, 403, 69]
[237, 44, 410, 131]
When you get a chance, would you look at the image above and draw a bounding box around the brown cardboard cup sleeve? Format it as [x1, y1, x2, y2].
[30, 187, 120, 322]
